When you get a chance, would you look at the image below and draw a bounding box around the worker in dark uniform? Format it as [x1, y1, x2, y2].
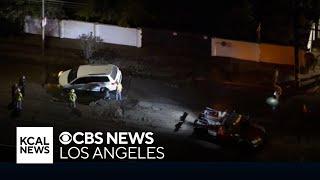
[11, 83, 19, 107]
[18, 75, 27, 96]
[103, 88, 110, 100]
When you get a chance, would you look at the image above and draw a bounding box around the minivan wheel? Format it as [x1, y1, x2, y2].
[100, 87, 107, 93]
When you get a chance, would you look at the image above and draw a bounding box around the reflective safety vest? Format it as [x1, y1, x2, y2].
[117, 83, 123, 92]
[68, 92, 77, 102]
[16, 92, 23, 102]
[302, 104, 308, 113]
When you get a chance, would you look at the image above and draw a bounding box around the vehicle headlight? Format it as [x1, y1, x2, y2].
[58, 71, 63, 78]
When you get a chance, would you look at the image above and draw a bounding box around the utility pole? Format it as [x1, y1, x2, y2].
[41, 0, 45, 55]
[293, 0, 301, 88]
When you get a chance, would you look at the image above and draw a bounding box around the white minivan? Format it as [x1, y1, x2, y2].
[58, 64, 122, 92]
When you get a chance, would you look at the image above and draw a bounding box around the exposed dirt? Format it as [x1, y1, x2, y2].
[1, 35, 320, 162]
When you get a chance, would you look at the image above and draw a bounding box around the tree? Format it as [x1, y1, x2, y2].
[0, 0, 29, 28]
[216, 0, 256, 40]
[79, 32, 103, 60]
[303, 0, 320, 40]
[117, 0, 147, 27]
[75, 0, 149, 27]
[0, 0, 66, 32]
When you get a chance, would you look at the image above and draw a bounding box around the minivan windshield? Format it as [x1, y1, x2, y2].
[68, 67, 78, 83]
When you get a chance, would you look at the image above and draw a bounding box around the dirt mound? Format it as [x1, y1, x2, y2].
[89, 99, 140, 121]
[89, 99, 123, 120]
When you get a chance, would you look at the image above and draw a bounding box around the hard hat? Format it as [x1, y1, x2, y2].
[70, 89, 75, 93]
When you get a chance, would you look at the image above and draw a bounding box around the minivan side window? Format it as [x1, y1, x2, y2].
[72, 77, 109, 84]
[91, 77, 110, 82]
[68, 67, 79, 83]
[72, 77, 92, 84]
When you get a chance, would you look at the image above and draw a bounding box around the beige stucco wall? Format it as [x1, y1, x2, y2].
[212, 38, 305, 66]
[260, 44, 294, 65]
[212, 38, 260, 61]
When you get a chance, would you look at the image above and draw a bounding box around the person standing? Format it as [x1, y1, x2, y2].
[116, 82, 123, 101]
[15, 89, 23, 112]
[11, 83, 19, 106]
[18, 75, 27, 96]
[103, 88, 110, 100]
[68, 89, 77, 109]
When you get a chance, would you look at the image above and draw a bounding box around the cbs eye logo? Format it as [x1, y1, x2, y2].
[59, 132, 72, 145]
